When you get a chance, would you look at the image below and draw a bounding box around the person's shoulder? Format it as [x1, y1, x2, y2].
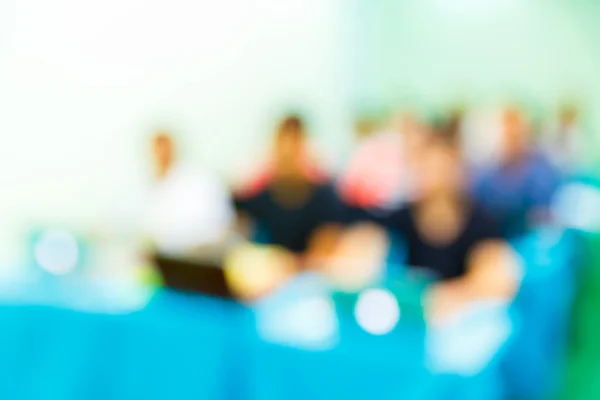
[315, 179, 336, 189]
[367, 203, 412, 227]
[311, 182, 346, 210]
[312, 180, 339, 196]
[524, 149, 561, 177]
[524, 147, 546, 161]
[393, 203, 412, 218]
[468, 201, 504, 238]
[469, 201, 496, 221]
[469, 162, 497, 187]
[234, 170, 273, 199]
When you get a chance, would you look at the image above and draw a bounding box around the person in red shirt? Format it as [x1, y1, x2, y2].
[338, 112, 428, 212]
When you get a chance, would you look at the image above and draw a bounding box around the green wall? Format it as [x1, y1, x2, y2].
[357, 0, 600, 135]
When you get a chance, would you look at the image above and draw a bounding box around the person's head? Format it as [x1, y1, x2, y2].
[152, 131, 175, 177]
[416, 130, 465, 200]
[353, 117, 377, 140]
[501, 107, 530, 160]
[388, 110, 419, 136]
[559, 103, 579, 128]
[392, 111, 429, 164]
[272, 115, 307, 179]
[445, 109, 464, 140]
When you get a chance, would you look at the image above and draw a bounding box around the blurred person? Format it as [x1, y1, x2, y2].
[337, 111, 427, 212]
[234, 116, 345, 259]
[142, 131, 234, 255]
[472, 107, 561, 237]
[461, 107, 504, 167]
[353, 115, 379, 141]
[375, 130, 512, 281]
[444, 108, 465, 145]
[233, 115, 328, 199]
[339, 129, 519, 319]
[544, 103, 585, 173]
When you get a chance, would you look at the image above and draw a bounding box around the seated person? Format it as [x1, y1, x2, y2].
[234, 115, 345, 261]
[142, 131, 234, 255]
[337, 111, 426, 212]
[233, 115, 329, 199]
[376, 130, 508, 279]
[345, 127, 520, 320]
[472, 107, 561, 237]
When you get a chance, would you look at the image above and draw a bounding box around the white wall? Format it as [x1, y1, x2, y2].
[0, 0, 356, 262]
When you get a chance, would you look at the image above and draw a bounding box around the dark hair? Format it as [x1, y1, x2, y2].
[445, 111, 463, 139]
[276, 115, 307, 142]
[426, 113, 462, 148]
[280, 115, 304, 132]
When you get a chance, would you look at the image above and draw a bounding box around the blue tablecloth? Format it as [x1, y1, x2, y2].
[0, 276, 513, 400]
[247, 303, 511, 400]
[248, 277, 431, 400]
[501, 228, 579, 399]
[0, 279, 254, 400]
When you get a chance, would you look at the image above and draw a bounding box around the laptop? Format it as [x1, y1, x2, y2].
[153, 253, 237, 299]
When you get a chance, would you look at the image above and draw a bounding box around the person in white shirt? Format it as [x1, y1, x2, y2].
[142, 132, 234, 255]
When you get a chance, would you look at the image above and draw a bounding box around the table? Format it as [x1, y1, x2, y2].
[0, 275, 513, 400]
[0, 278, 252, 400]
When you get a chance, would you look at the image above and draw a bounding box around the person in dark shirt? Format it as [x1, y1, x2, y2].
[235, 182, 344, 254]
[339, 124, 520, 322]
[384, 202, 502, 280]
[235, 115, 345, 259]
[367, 122, 505, 280]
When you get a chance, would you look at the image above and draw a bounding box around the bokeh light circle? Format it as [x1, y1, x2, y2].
[354, 288, 400, 335]
[34, 229, 79, 275]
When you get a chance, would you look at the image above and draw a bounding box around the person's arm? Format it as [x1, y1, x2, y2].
[463, 239, 521, 299]
[427, 210, 521, 322]
[233, 189, 268, 240]
[304, 223, 343, 268]
[427, 239, 521, 324]
[464, 206, 521, 298]
[321, 223, 389, 290]
[224, 244, 298, 301]
[304, 187, 400, 283]
[304, 185, 345, 267]
[233, 211, 255, 239]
